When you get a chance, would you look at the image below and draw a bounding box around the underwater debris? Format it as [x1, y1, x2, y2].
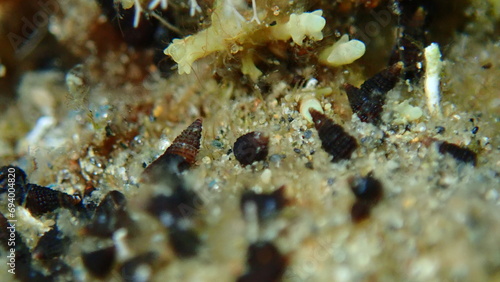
[309, 109, 358, 163]
[343, 63, 402, 124]
[142, 119, 202, 181]
[349, 174, 383, 223]
[438, 141, 477, 166]
[240, 186, 287, 222]
[237, 241, 287, 282]
[82, 246, 116, 278]
[233, 131, 270, 166]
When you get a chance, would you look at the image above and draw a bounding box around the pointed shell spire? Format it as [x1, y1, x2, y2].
[165, 118, 203, 165]
[309, 109, 358, 162]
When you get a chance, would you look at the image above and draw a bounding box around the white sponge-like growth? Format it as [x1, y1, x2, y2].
[165, 0, 250, 74]
[269, 10, 325, 45]
[319, 34, 366, 67]
[164, 4, 326, 74]
[269, 10, 326, 45]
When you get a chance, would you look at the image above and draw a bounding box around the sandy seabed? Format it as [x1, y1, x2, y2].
[0, 0, 499, 281]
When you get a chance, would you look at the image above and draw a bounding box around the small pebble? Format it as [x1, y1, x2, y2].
[435, 126, 445, 134]
[260, 169, 272, 184]
[305, 162, 313, 169]
[303, 130, 313, 139]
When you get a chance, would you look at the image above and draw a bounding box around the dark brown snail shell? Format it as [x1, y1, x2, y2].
[309, 109, 358, 162]
[344, 63, 402, 124]
[233, 131, 269, 166]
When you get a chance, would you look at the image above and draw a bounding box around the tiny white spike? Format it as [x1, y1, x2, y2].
[161, 0, 168, 9]
[133, 0, 142, 28]
[250, 0, 261, 24]
[148, 0, 161, 9]
[189, 0, 201, 16]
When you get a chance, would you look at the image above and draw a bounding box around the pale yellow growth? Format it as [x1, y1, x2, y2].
[165, 0, 254, 74]
[164, 2, 326, 75]
[319, 34, 366, 67]
[393, 100, 423, 124]
[268, 10, 325, 45]
[241, 51, 262, 81]
[120, 0, 135, 9]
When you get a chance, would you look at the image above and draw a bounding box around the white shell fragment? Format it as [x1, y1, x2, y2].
[424, 43, 443, 116]
[300, 96, 323, 123]
[319, 34, 366, 67]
